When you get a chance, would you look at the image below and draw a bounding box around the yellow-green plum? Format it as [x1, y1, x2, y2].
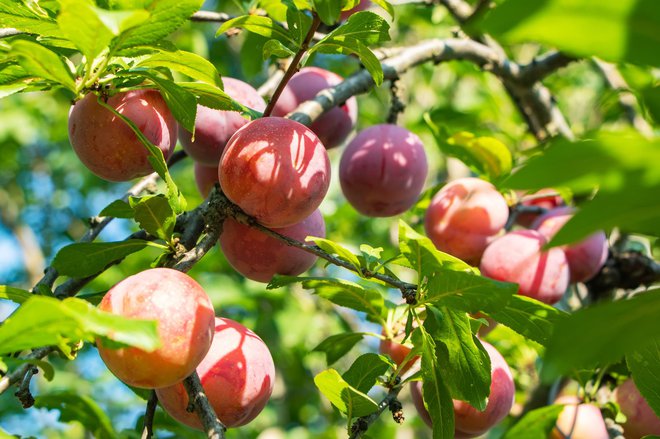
[68, 90, 177, 182]
[532, 207, 608, 283]
[271, 67, 357, 149]
[179, 78, 266, 166]
[219, 209, 325, 283]
[156, 317, 276, 429]
[194, 162, 219, 198]
[339, 124, 428, 217]
[614, 378, 660, 439]
[411, 341, 515, 438]
[424, 178, 509, 265]
[96, 268, 215, 389]
[480, 230, 570, 304]
[550, 397, 609, 439]
[219, 117, 330, 228]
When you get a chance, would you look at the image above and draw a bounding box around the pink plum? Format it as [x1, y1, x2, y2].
[194, 162, 219, 198]
[614, 378, 660, 439]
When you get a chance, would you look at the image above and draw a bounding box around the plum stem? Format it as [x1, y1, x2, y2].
[140, 391, 158, 439]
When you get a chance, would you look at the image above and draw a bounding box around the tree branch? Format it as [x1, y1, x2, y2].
[183, 372, 226, 439]
[349, 386, 404, 439]
[140, 391, 158, 439]
[0, 347, 54, 395]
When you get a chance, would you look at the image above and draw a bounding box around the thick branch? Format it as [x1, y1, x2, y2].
[518, 51, 576, 85]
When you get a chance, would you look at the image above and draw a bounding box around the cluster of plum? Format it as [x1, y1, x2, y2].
[95, 267, 275, 429]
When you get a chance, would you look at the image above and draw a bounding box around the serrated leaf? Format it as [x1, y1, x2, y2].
[177, 82, 261, 118]
[505, 131, 660, 244]
[314, 369, 379, 417]
[137, 73, 197, 133]
[99, 200, 134, 218]
[478, 0, 660, 68]
[262, 39, 296, 59]
[136, 50, 222, 87]
[502, 404, 564, 439]
[542, 290, 660, 381]
[314, 0, 342, 25]
[0, 62, 31, 86]
[483, 295, 568, 346]
[217, 15, 297, 48]
[0, 296, 160, 355]
[312, 332, 365, 365]
[130, 195, 175, 241]
[307, 237, 362, 272]
[0, 285, 31, 304]
[0, 0, 63, 38]
[10, 40, 75, 92]
[342, 353, 392, 394]
[424, 306, 490, 411]
[117, 0, 203, 49]
[35, 393, 116, 439]
[626, 341, 660, 418]
[51, 239, 151, 278]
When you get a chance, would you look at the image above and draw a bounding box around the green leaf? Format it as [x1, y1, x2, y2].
[505, 131, 660, 244]
[478, 0, 660, 67]
[424, 306, 490, 411]
[483, 295, 568, 346]
[502, 404, 564, 439]
[286, 4, 313, 44]
[35, 392, 116, 439]
[412, 326, 455, 438]
[370, 0, 394, 18]
[0, 285, 32, 304]
[542, 290, 660, 381]
[314, 0, 342, 25]
[342, 353, 392, 393]
[307, 237, 362, 272]
[138, 73, 197, 134]
[314, 369, 379, 418]
[423, 270, 516, 313]
[130, 194, 175, 241]
[314, 40, 383, 86]
[0, 296, 160, 355]
[177, 82, 261, 118]
[424, 118, 513, 181]
[117, 0, 203, 49]
[626, 340, 660, 418]
[51, 239, 151, 278]
[262, 39, 296, 59]
[2, 357, 55, 381]
[216, 15, 297, 48]
[136, 50, 222, 87]
[0, 62, 31, 86]
[99, 200, 134, 218]
[312, 332, 366, 365]
[10, 40, 76, 92]
[0, 0, 63, 38]
[269, 276, 387, 324]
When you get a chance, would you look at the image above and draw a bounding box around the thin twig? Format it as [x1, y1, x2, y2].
[182, 373, 226, 439]
[0, 347, 54, 395]
[140, 391, 159, 439]
[349, 386, 404, 439]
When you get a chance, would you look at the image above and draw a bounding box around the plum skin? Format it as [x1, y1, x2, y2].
[614, 378, 660, 439]
[480, 230, 570, 305]
[424, 178, 509, 265]
[551, 397, 609, 439]
[515, 188, 564, 227]
[411, 341, 515, 437]
[194, 162, 219, 198]
[532, 207, 608, 283]
[68, 89, 177, 182]
[272, 67, 358, 149]
[219, 209, 326, 282]
[339, 124, 428, 217]
[219, 117, 331, 228]
[179, 77, 266, 166]
[96, 268, 215, 389]
[156, 317, 276, 429]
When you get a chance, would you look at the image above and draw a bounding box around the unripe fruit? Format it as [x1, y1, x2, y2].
[96, 268, 215, 389]
[156, 317, 276, 429]
[68, 90, 177, 182]
[614, 378, 660, 439]
[194, 162, 219, 198]
[411, 341, 515, 437]
[515, 188, 564, 227]
[272, 67, 357, 149]
[179, 78, 266, 166]
[480, 230, 570, 304]
[425, 178, 509, 265]
[339, 124, 428, 217]
[219, 209, 325, 282]
[550, 397, 609, 439]
[532, 207, 608, 283]
[219, 117, 330, 228]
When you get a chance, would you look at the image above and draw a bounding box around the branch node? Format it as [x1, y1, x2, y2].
[389, 398, 404, 424]
[14, 366, 37, 409]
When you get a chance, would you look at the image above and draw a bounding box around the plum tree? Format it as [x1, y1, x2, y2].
[96, 268, 215, 389]
[156, 317, 276, 429]
[179, 77, 266, 166]
[194, 162, 219, 198]
[614, 378, 660, 439]
[551, 397, 609, 439]
[271, 67, 358, 149]
[480, 230, 570, 304]
[219, 117, 331, 228]
[424, 178, 509, 265]
[339, 124, 428, 217]
[411, 341, 515, 437]
[68, 89, 177, 182]
[515, 188, 564, 227]
[219, 209, 325, 282]
[532, 207, 608, 283]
